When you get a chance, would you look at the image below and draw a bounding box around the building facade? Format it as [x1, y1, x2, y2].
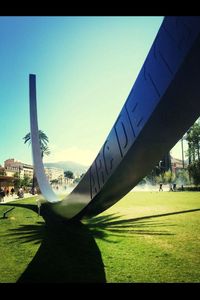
[44, 167, 64, 184]
[171, 157, 188, 174]
[4, 158, 34, 179]
[2, 159, 65, 185]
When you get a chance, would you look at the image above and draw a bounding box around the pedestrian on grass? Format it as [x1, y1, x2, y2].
[159, 183, 163, 191]
[0, 188, 5, 202]
[36, 199, 42, 216]
[11, 188, 15, 196]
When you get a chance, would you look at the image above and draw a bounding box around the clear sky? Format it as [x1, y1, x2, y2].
[0, 16, 184, 167]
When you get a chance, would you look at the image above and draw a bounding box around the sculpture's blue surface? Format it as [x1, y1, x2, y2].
[30, 16, 200, 221]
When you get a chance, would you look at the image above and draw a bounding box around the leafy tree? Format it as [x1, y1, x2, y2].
[162, 170, 176, 184]
[50, 179, 59, 185]
[0, 170, 6, 176]
[176, 169, 190, 186]
[186, 120, 200, 162]
[186, 119, 200, 185]
[13, 172, 22, 190]
[64, 170, 74, 179]
[73, 173, 85, 184]
[73, 177, 81, 184]
[155, 174, 163, 185]
[23, 129, 50, 194]
[21, 175, 31, 188]
[188, 161, 200, 186]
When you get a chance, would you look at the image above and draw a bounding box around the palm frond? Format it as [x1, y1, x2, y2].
[23, 129, 50, 158]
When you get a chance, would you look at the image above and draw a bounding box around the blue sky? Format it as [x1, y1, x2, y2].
[0, 16, 185, 167]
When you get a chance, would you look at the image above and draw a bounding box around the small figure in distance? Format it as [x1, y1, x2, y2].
[0, 188, 5, 202]
[159, 183, 163, 191]
[36, 199, 42, 216]
[18, 187, 24, 198]
[11, 187, 15, 197]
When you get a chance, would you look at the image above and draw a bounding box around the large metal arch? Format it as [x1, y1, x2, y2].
[30, 16, 200, 221]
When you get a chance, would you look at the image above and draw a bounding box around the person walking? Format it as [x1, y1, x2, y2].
[11, 188, 15, 197]
[0, 188, 5, 202]
[173, 183, 176, 191]
[36, 199, 42, 216]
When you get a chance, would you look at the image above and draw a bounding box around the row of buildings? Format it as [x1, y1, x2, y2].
[0, 158, 73, 192]
[0, 155, 187, 192]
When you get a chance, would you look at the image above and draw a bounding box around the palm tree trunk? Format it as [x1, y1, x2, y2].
[31, 170, 36, 195]
[31, 169, 39, 195]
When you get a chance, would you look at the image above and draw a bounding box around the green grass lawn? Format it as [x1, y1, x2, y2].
[0, 197, 43, 282]
[0, 191, 200, 282]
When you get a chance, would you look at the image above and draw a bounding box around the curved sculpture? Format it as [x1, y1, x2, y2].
[30, 16, 200, 221]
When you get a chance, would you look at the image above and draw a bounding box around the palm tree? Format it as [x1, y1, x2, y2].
[23, 130, 50, 194]
[23, 130, 50, 158]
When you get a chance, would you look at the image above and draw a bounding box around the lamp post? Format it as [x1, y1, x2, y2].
[181, 137, 185, 169]
[159, 160, 163, 174]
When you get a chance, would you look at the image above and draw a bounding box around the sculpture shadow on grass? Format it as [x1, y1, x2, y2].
[83, 214, 175, 241]
[83, 207, 200, 241]
[4, 215, 171, 283]
[5, 220, 106, 283]
[3, 203, 200, 282]
[0, 202, 38, 214]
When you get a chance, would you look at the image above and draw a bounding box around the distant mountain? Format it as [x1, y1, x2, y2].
[44, 161, 89, 175]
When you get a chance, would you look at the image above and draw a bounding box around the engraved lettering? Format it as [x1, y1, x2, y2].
[95, 153, 105, 188]
[102, 132, 122, 176]
[89, 166, 99, 199]
[148, 73, 161, 97]
[125, 105, 136, 137]
[159, 50, 173, 75]
[114, 108, 135, 157]
[114, 126, 123, 158]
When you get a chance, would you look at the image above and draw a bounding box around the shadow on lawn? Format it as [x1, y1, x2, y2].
[84, 214, 174, 241]
[0, 202, 38, 214]
[5, 220, 106, 283]
[83, 207, 200, 240]
[2, 202, 200, 282]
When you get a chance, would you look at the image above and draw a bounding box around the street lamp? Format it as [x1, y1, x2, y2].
[181, 134, 187, 169]
[159, 160, 163, 173]
[181, 137, 185, 169]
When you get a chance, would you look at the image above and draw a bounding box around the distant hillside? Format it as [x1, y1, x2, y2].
[44, 161, 89, 174]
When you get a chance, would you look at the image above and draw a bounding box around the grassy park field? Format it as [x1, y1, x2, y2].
[0, 191, 200, 283]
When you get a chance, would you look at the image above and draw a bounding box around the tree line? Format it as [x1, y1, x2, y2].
[186, 119, 200, 186]
[142, 118, 200, 187]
